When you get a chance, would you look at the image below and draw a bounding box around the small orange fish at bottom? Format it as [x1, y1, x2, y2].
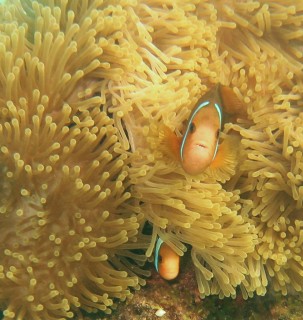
[154, 238, 180, 281]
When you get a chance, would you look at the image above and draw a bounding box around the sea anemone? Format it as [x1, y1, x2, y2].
[0, 1, 149, 318]
[0, 0, 303, 319]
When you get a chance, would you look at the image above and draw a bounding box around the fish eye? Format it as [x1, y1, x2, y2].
[189, 122, 196, 133]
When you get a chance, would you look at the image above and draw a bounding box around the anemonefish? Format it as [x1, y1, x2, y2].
[154, 238, 180, 280]
[160, 84, 246, 175]
[155, 84, 247, 280]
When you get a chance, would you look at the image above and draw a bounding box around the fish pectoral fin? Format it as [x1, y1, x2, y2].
[210, 134, 241, 169]
[210, 146, 225, 169]
[220, 86, 247, 118]
[158, 125, 181, 162]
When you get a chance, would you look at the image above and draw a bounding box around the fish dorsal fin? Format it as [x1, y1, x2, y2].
[219, 85, 247, 117]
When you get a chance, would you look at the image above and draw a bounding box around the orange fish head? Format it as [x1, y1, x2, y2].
[181, 104, 220, 175]
[158, 243, 180, 281]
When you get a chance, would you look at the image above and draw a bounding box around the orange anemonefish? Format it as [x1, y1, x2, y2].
[155, 85, 247, 280]
[160, 84, 246, 175]
[154, 238, 180, 281]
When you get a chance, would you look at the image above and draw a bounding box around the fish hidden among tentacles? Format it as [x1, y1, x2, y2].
[160, 84, 247, 175]
[154, 238, 180, 281]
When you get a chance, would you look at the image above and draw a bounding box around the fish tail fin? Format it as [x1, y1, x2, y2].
[219, 85, 247, 118]
[159, 125, 181, 162]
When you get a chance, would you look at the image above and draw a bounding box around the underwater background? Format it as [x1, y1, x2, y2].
[0, 0, 303, 319]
